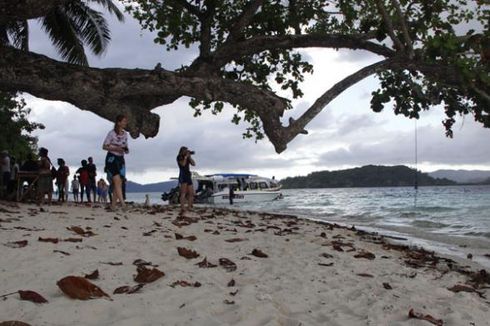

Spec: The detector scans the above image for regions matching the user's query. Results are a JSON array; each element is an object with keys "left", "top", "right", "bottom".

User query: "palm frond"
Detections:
[
  {"left": 8, "top": 20, "right": 29, "bottom": 50},
  {"left": 87, "top": 0, "right": 125, "bottom": 22},
  {"left": 65, "top": 1, "right": 111, "bottom": 56},
  {"left": 0, "top": 20, "right": 29, "bottom": 50},
  {"left": 40, "top": 7, "right": 88, "bottom": 66}
]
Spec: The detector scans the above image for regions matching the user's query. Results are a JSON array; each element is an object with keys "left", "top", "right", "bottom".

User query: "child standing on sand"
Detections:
[{"left": 71, "top": 175, "right": 80, "bottom": 202}]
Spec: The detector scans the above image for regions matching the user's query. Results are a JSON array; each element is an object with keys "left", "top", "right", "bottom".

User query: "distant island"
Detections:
[
  {"left": 280, "top": 165, "right": 456, "bottom": 189},
  {"left": 125, "top": 165, "right": 490, "bottom": 192}
]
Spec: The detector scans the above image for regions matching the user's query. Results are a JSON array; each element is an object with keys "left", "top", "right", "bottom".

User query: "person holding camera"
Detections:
[
  {"left": 103, "top": 114, "right": 129, "bottom": 210},
  {"left": 177, "top": 146, "right": 195, "bottom": 214}
]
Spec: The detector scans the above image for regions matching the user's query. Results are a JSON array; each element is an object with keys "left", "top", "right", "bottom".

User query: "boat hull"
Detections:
[{"left": 208, "top": 190, "right": 282, "bottom": 204}]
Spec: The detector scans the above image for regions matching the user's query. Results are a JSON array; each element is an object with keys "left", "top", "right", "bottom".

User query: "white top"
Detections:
[
  {"left": 71, "top": 179, "right": 80, "bottom": 191},
  {"left": 103, "top": 130, "right": 128, "bottom": 156}
]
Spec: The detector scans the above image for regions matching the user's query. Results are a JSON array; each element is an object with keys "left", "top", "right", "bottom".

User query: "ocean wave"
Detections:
[
  {"left": 410, "top": 220, "right": 450, "bottom": 229},
  {"left": 463, "top": 231, "right": 490, "bottom": 239}
]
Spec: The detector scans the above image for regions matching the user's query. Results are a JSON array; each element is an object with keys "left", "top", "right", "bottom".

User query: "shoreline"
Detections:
[{"left": 1, "top": 201, "right": 489, "bottom": 325}]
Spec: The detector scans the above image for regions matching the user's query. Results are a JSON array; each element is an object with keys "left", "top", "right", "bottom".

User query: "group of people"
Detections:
[{"left": 2, "top": 113, "right": 196, "bottom": 213}]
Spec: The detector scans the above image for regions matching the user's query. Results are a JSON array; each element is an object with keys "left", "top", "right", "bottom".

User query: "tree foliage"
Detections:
[
  {"left": 0, "top": 0, "right": 488, "bottom": 153},
  {"left": 0, "top": 92, "right": 44, "bottom": 161},
  {"left": 124, "top": 0, "right": 489, "bottom": 143}
]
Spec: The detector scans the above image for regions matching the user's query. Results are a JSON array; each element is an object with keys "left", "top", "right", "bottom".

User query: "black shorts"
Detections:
[
  {"left": 105, "top": 153, "right": 125, "bottom": 180},
  {"left": 179, "top": 174, "right": 193, "bottom": 185}
]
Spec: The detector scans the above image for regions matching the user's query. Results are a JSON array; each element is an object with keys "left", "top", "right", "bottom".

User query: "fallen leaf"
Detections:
[
  {"left": 175, "top": 233, "right": 197, "bottom": 241},
  {"left": 357, "top": 273, "right": 374, "bottom": 278},
  {"left": 84, "top": 270, "right": 99, "bottom": 280},
  {"left": 57, "top": 276, "right": 110, "bottom": 300},
  {"left": 133, "top": 259, "right": 153, "bottom": 267},
  {"left": 408, "top": 308, "right": 443, "bottom": 326},
  {"left": 225, "top": 238, "right": 249, "bottom": 243},
  {"left": 354, "top": 251, "right": 376, "bottom": 260},
  {"left": 63, "top": 238, "right": 83, "bottom": 242},
  {"left": 227, "top": 279, "right": 235, "bottom": 287},
  {"left": 170, "top": 280, "right": 201, "bottom": 288},
  {"left": 134, "top": 266, "right": 165, "bottom": 283},
  {"left": 383, "top": 282, "right": 392, "bottom": 290},
  {"left": 100, "top": 262, "right": 123, "bottom": 266},
  {"left": 5, "top": 240, "right": 28, "bottom": 248},
  {"left": 0, "top": 321, "right": 32, "bottom": 326},
  {"left": 113, "top": 284, "right": 144, "bottom": 294},
  {"left": 38, "top": 237, "right": 59, "bottom": 244},
  {"left": 318, "top": 263, "right": 334, "bottom": 267},
  {"left": 177, "top": 247, "right": 200, "bottom": 259},
  {"left": 53, "top": 250, "right": 70, "bottom": 256},
  {"left": 320, "top": 253, "right": 334, "bottom": 259},
  {"left": 18, "top": 290, "right": 48, "bottom": 304},
  {"left": 223, "top": 299, "right": 235, "bottom": 305},
  {"left": 195, "top": 257, "right": 217, "bottom": 268},
  {"left": 219, "top": 258, "right": 237, "bottom": 272},
  {"left": 251, "top": 249, "right": 268, "bottom": 258}
]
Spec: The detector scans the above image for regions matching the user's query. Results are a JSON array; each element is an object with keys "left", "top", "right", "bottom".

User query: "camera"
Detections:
[{"left": 188, "top": 150, "right": 195, "bottom": 155}]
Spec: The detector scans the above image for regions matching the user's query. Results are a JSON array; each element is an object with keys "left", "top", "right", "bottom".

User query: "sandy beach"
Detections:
[{"left": 0, "top": 200, "right": 489, "bottom": 326}]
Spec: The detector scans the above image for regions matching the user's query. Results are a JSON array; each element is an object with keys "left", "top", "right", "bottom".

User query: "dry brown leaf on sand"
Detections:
[
  {"left": 18, "top": 290, "right": 48, "bottom": 304},
  {"left": 353, "top": 251, "right": 376, "bottom": 260},
  {"left": 195, "top": 257, "right": 217, "bottom": 268},
  {"left": 57, "top": 276, "right": 110, "bottom": 300},
  {"left": 177, "top": 247, "right": 200, "bottom": 259},
  {"left": 38, "top": 237, "right": 59, "bottom": 244},
  {"left": 0, "top": 321, "right": 32, "bottom": 326},
  {"left": 408, "top": 308, "right": 443, "bottom": 326},
  {"left": 219, "top": 258, "right": 237, "bottom": 272},
  {"left": 134, "top": 266, "right": 165, "bottom": 283},
  {"left": 4, "top": 240, "right": 28, "bottom": 248},
  {"left": 84, "top": 270, "right": 99, "bottom": 280},
  {"left": 113, "top": 284, "right": 145, "bottom": 294},
  {"left": 251, "top": 249, "right": 268, "bottom": 258}
]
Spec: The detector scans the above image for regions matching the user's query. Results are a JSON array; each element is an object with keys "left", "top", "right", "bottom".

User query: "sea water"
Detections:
[{"left": 126, "top": 185, "right": 490, "bottom": 268}]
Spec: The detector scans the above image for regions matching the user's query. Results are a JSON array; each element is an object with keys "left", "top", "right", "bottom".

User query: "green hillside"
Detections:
[{"left": 281, "top": 165, "right": 456, "bottom": 189}]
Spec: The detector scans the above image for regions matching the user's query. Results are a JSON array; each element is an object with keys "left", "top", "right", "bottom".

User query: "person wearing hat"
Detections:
[{"left": 0, "top": 150, "right": 11, "bottom": 198}]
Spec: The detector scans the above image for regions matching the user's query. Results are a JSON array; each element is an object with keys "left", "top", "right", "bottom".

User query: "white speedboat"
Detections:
[
  {"left": 195, "top": 173, "right": 282, "bottom": 204},
  {"left": 161, "top": 173, "right": 282, "bottom": 204}
]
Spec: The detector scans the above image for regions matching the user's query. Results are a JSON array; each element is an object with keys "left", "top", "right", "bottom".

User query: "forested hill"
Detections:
[{"left": 280, "top": 165, "right": 456, "bottom": 189}]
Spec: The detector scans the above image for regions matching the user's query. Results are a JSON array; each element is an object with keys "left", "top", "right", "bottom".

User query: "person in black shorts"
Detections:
[
  {"left": 102, "top": 114, "right": 129, "bottom": 210},
  {"left": 177, "top": 146, "right": 195, "bottom": 214}
]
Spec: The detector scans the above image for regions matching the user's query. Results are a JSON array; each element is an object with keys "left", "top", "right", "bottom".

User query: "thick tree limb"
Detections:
[
  {"left": 0, "top": 45, "right": 288, "bottom": 146},
  {"left": 212, "top": 33, "right": 395, "bottom": 69},
  {"left": 0, "top": 0, "right": 69, "bottom": 23}
]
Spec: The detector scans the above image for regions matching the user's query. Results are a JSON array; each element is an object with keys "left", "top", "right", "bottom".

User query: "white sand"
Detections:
[{"left": 0, "top": 201, "right": 489, "bottom": 326}]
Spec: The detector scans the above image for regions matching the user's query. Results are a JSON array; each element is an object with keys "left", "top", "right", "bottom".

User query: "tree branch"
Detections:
[
  {"left": 283, "top": 58, "right": 400, "bottom": 146},
  {"left": 0, "top": 45, "right": 288, "bottom": 146},
  {"left": 391, "top": 0, "right": 415, "bottom": 58},
  {"left": 212, "top": 33, "right": 395, "bottom": 68},
  {"left": 225, "top": 0, "right": 264, "bottom": 42},
  {"left": 0, "top": 0, "right": 69, "bottom": 23},
  {"left": 374, "top": 0, "right": 405, "bottom": 51}
]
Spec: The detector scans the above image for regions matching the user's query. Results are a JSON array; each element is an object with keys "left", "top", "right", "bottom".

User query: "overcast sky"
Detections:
[{"left": 23, "top": 5, "right": 490, "bottom": 184}]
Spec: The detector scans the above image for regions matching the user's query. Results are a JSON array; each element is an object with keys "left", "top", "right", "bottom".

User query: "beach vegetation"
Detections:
[
  {"left": 0, "top": 91, "right": 44, "bottom": 161},
  {"left": 0, "top": 0, "right": 488, "bottom": 152}
]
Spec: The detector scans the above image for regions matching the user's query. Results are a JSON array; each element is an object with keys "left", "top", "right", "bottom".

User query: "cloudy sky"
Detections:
[{"left": 23, "top": 4, "right": 490, "bottom": 184}]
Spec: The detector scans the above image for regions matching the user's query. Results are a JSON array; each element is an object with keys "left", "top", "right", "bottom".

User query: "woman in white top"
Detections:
[{"left": 102, "top": 114, "right": 129, "bottom": 209}]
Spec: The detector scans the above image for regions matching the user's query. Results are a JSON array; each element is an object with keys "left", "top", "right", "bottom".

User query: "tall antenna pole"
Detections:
[{"left": 414, "top": 119, "right": 418, "bottom": 190}]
